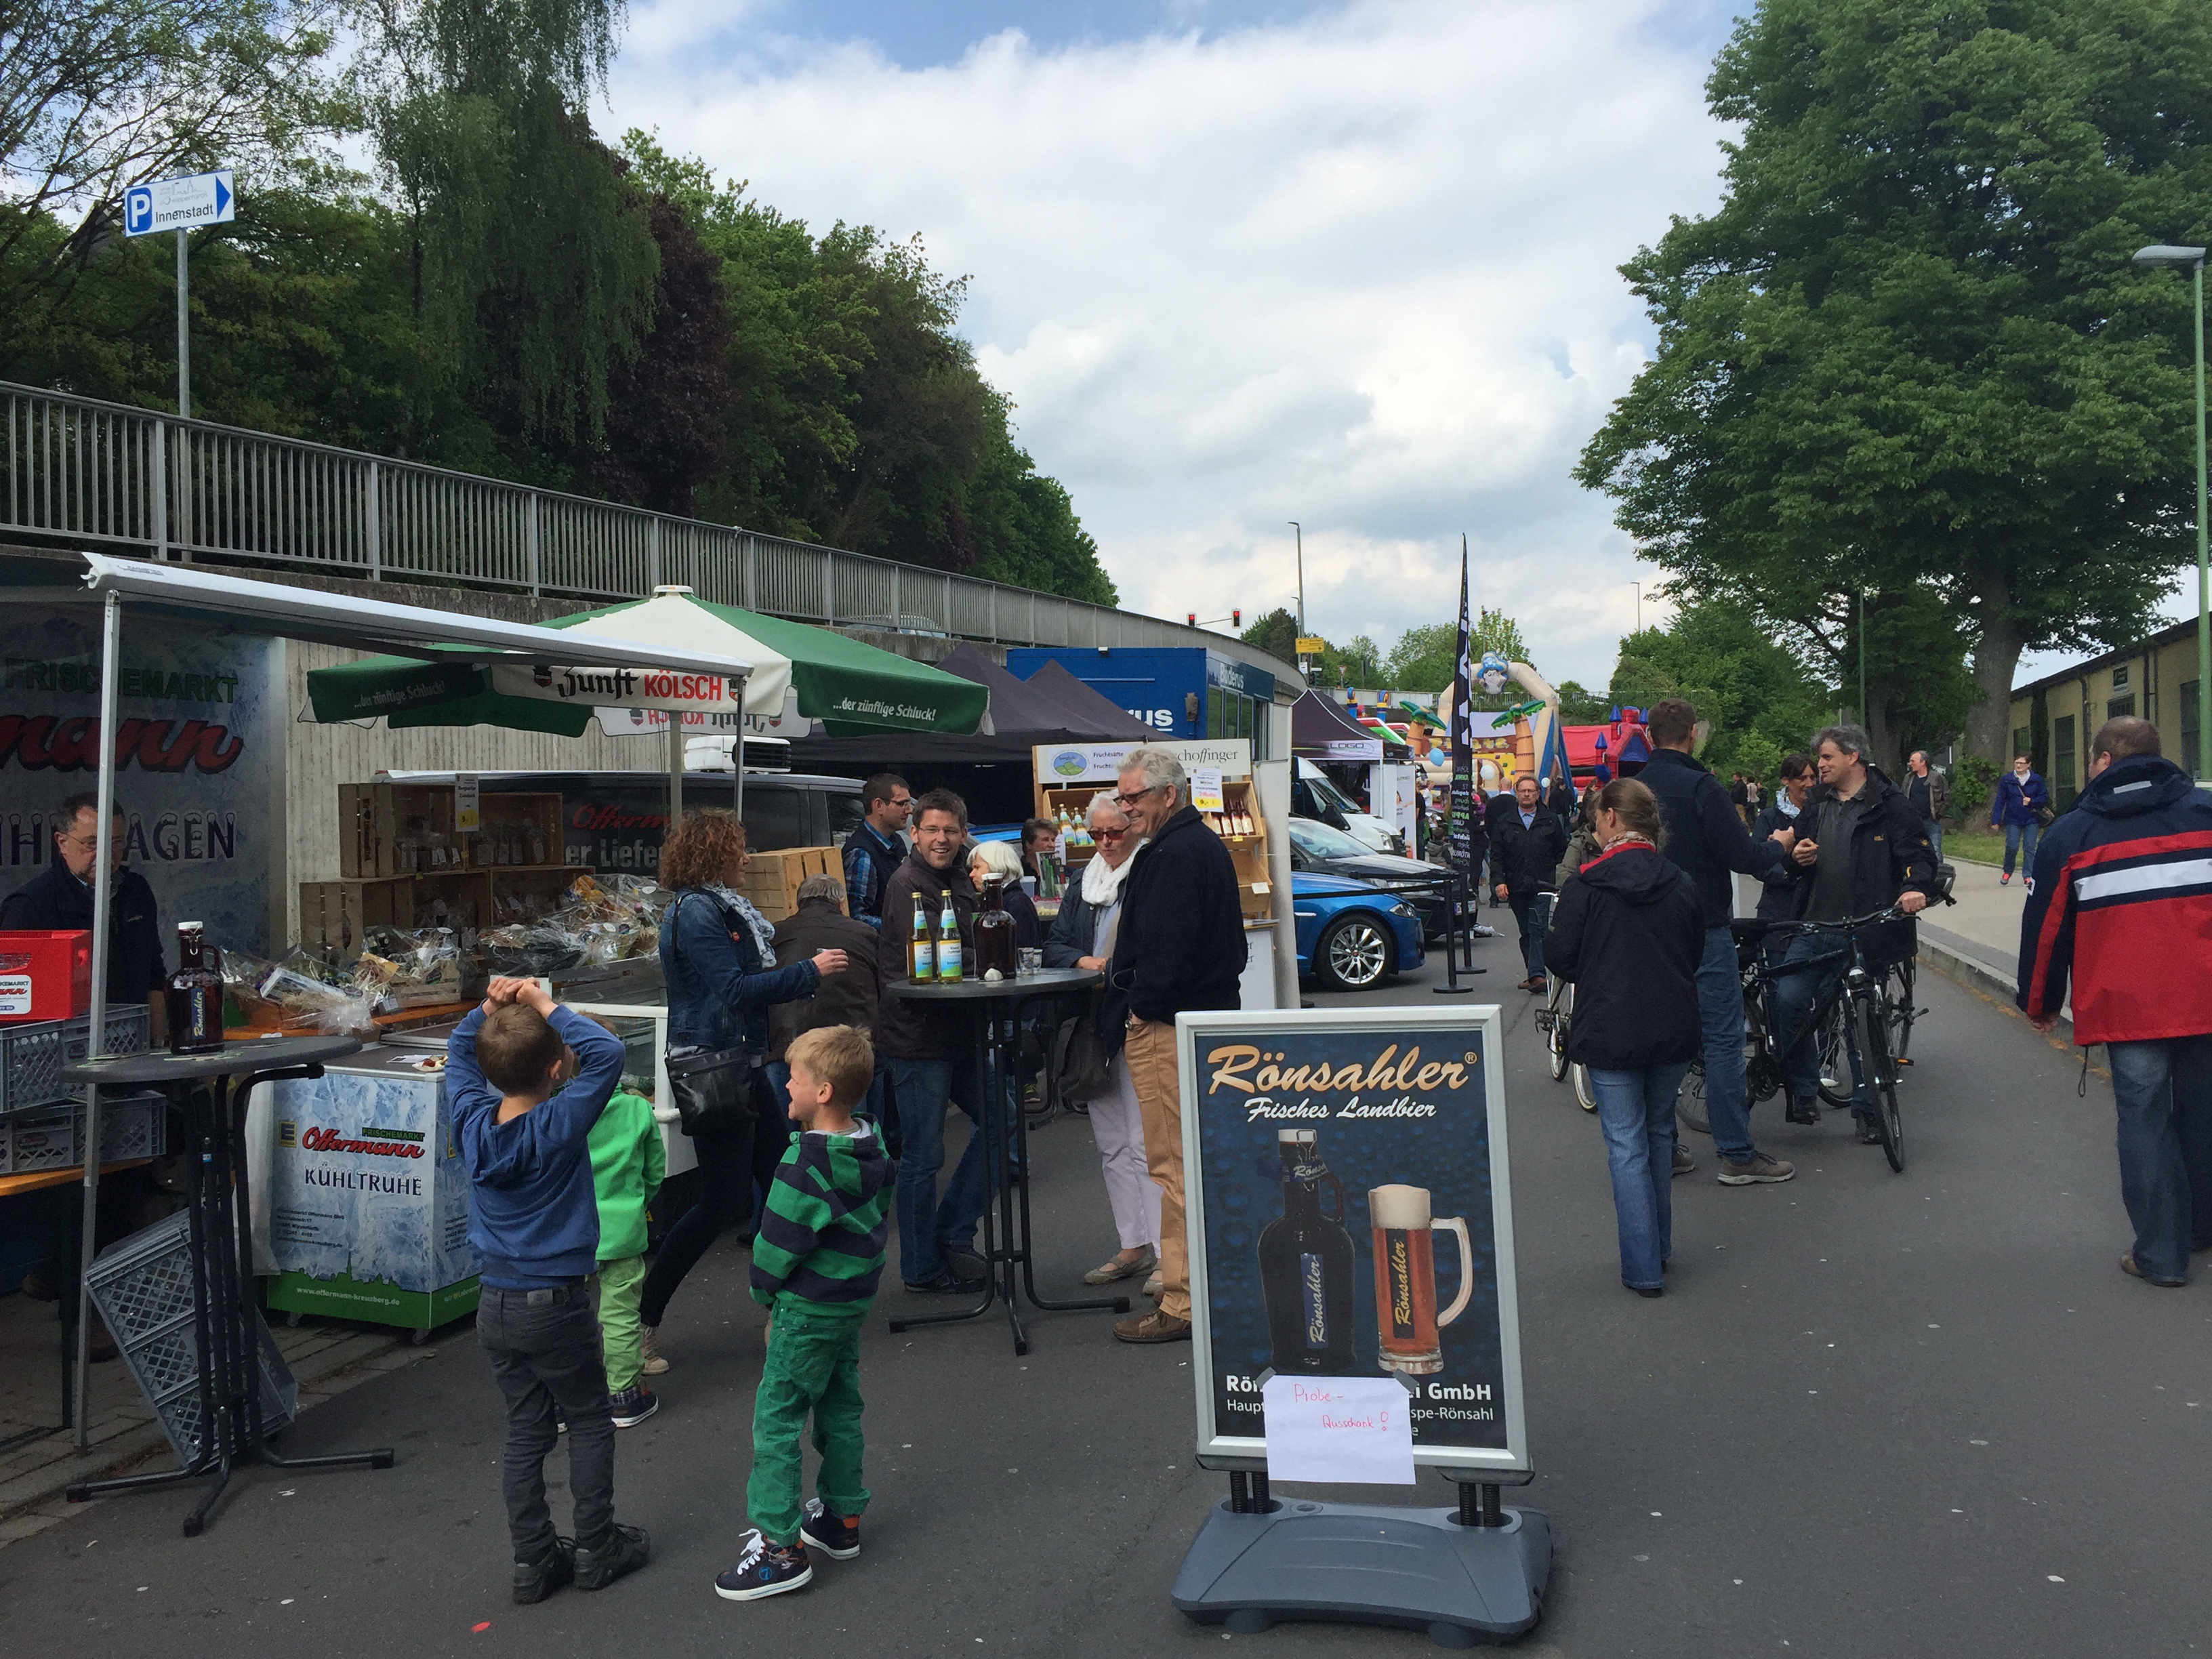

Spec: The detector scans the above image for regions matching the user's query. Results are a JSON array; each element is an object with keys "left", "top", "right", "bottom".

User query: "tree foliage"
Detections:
[
  {"left": 1384, "top": 609, "right": 1530, "bottom": 695},
  {"left": 0, "top": 14, "right": 1115, "bottom": 607},
  {"left": 1608, "top": 596, "right": 1834, "bottom": 778},
  {"left": 1576, "top": 0, "right": 2212, "bottom": 761}
]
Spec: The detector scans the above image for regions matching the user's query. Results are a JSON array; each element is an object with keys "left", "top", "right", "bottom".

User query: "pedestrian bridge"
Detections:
[{"left": 0, "top": 380, "right": 1290, "bottom": 678}]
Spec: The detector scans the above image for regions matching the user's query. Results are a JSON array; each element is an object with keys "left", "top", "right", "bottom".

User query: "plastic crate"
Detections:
[
  {"left": 86, "top": 1210, "right": 298, "bottom": 1466},
  {"left": 0, "top": 1092, "right": 167, "bottom": 1173},
  {"left": 0, "top": 1006, "right": 151, "bottom": 1118}
]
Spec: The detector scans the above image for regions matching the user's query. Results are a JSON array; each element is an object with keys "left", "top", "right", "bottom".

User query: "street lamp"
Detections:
[
  {"left": 2134, "top": 243, "right": 2209, "bottom": 782},
  {"left": 1288, "top": 520, "right": 1306, "bottom": 676}
]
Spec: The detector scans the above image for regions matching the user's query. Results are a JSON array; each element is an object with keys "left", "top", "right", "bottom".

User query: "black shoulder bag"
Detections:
[{"left": 663, "top": 891, "right": 758, "bottom": 1137}]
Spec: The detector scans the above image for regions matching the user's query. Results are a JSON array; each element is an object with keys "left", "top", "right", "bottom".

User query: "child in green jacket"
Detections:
[
  {"left": 714, "top": 1025, "right": 892, "bottom": 1603},
  {"left": 583, "top": 1027, "right": 664, "bottom": 1429}
]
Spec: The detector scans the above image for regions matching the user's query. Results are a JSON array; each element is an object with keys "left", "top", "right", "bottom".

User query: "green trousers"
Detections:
[
  {"left": 594, "top": 1254, "right": 647, "bottom": 1393},
  {"left": 747, "top": 1300, "right": 869, "bottom": 1544}
]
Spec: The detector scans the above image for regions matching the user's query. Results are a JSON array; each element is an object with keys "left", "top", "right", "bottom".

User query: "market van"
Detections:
[{"left": 380, "top": 769, "right": 865, "bottom": 877}]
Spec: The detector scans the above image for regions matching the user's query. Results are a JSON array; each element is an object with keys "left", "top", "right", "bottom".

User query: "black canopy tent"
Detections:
[
  {"left": 783, "top": 643, "right": 1151, "bottom": 823},
  {"left": 1290, "top": 689, "right": 1386, "bottom": 761}
]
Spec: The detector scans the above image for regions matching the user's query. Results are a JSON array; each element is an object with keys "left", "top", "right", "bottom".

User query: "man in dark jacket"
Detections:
[
  {"left": 768, "top": 875, "right": 886, "bottom": 1146},
  {"left": 1490, "top": 774, "right": 1568, "bottom": 989},
  {"left": 1904, "top": 751, "right": 1950, "bottom": 859},
  {"left": 2018, "top": 718, "right": 2212, "bottom": 1286},
  {"left": 1, "top": 792, "right": 167, "bottom": 1038},
  {"left": 1771, "top": 725, "right": 1935, "bottom": 1139},
  {"left": 840, "top": 773, "right": 912, "bottom": 928},
  {"left": 874, "top": 790, "right": 987, "bottom": 1295},
  {"left": 1105, "top": 746, "right": 1244, "bottom": 1345},
  {"left": 1639, "top": 699, "right": 1795, "bottom": 1185}
]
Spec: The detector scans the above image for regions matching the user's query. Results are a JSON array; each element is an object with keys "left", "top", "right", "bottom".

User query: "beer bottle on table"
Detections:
[
  {"left": 974, "top": 874, "right": 1016, "bottom": 979},
  {"left": 1256, "top": 1128, "right": 1355, "bottom": 1372},
  {"left": 909, "top": 893, "right": 936, "bottom": 983},
  {"left": 167, "top": 922, "right": 224, "bottom": 1056},
  {"left": 935, "top": 889, "right": 963, "bottom": 984}
]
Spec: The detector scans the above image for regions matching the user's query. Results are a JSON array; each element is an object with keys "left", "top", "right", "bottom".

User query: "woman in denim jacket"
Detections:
[{"left": 640, "top": 811, "right": 846, "bottom": 1369}]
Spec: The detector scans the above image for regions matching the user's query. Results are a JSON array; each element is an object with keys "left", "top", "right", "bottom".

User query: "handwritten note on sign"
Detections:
[{"left": 1261, "top": 1376, "right": 1416, "bottom": 1485}]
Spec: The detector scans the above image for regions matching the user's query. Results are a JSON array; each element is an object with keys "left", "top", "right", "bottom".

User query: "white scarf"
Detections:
[
  {"left": 701, "top": 883, "right": 779, "bottom": 964},
  {"left": 1082, "top": 842, "right": 1141, "bottom": 907}
]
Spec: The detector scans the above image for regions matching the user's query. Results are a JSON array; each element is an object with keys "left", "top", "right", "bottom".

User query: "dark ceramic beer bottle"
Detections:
[{"left": 1257, "top": 1127, "right": 1355, "bottom": 1373}]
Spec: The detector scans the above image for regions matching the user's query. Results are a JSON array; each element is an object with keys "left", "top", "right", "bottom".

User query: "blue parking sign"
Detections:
[{"left": 125, "top": 186, "right": 155, "bottom": 236}]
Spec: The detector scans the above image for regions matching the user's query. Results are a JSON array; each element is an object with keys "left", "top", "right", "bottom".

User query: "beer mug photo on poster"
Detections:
[{"left": 1370, "top": 1184, "right": 1474, "bottom": 1376}]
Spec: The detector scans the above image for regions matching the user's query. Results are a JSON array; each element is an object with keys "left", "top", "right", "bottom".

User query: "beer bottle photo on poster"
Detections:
[{"left": 1176, "top": 1006, "right": 1528, "bottom": 1473}]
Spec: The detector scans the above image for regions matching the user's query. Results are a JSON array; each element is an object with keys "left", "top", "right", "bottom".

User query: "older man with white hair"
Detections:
[{"left": 1103, "top": 745, "right": 1247, "bottom": 1344}]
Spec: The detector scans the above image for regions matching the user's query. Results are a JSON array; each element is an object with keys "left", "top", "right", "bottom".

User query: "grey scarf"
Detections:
[{"left": 701, "top": 883, "right": 779, "bottom": 964}]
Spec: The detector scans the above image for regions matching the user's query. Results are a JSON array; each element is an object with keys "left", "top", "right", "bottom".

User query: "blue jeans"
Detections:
[
  {"left": 1923, "top": 818, "right": 1943, "bottom": 859},
  {"left": 1770, "top": 934, "right": 1868, "bottom": 1117},
  {"left": 889, "top": 1054, "right": 989, "bottom": 1285},
  {"left": 1696, "top": 926, "right": 1757, "bottom": 1162},
  {"left": 2106, "top": 1036, "right": 2212, "bottom": 1283},
  {"left": 1588, "top": 1063, "right": 1688, "bottom": 1290},
  {"left": 1509, "top": 891, "right": 1546, "bottom": 979},
  {"left": 2001, "top": 819, "right": 2039, "bottom": 875}
]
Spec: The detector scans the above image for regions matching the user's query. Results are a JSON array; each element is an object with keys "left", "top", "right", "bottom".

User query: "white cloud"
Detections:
[{"left": 605, "top": 0, "right": 1727, "bottom": 686}]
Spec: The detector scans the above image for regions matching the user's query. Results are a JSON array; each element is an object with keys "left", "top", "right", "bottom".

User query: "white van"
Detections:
[{"left": 1292, "top": 758, "right": 1404, "bottom": 854}]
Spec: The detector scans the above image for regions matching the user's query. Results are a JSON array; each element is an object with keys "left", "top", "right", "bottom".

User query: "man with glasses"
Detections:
[
  {"left": 2, "top": 792, "right": 167, "bottom": 1040},
  {"left": 841, "top": 773, "right": 914, "bottom": 928},
  {"left": 1102, "top": 747, "right": 1246, "bottom": 1345}
]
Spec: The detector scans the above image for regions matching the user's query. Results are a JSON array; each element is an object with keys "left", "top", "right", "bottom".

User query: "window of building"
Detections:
[
  {"left": 2107, "top": 694, "right": 2136, "bottom": 719},
  {"left": 2112, "top": 663, "right": 2131, "bottom": 691},
  {"left": 2184, "top": 681, "right": 2202, "bottom": 779},
  {"left": 2052, "top": 714, "right": 2076, "bottom": 804},
  {"left": 1205, "top": 685, "right": 1225, "bottom": 739},
  {"left": 2011, "top": 724, "right": 2032, "bottom": 759}
]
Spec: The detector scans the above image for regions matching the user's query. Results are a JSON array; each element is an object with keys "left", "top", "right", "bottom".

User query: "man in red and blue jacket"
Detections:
[{"left": 2016, "top": 717, "right": 2212, "bottom": 1288}]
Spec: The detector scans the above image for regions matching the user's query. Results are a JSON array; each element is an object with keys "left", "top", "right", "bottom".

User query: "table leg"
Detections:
[
  {"left": 1011, "top": 998, "right": 1128, "bottom": 1318},
  {"left": 985, "top": 1004, "right": 1028, "bottom": 1355}
]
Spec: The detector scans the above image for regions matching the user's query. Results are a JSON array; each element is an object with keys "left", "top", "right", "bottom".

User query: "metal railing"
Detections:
[{"left": 0, "top": 380, "right": 1293, "bottom": 674}]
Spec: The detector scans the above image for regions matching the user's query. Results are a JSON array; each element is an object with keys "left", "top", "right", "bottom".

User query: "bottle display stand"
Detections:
[{"left": 1172, "top": 1471, "right": 1550, "bottom": 1647}]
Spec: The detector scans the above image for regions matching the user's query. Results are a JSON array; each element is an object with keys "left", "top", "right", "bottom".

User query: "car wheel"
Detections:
[{"left": 1315, "top": 913, "right": 1394, "bottom": 992}]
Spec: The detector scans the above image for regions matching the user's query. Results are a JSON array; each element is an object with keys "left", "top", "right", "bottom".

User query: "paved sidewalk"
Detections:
[
  {"left": 1921, "top": 853, "right": 2032, "bottom": 989},
  {"left": 0, "top": 1303, "right": 430, "bottom": 1548}
]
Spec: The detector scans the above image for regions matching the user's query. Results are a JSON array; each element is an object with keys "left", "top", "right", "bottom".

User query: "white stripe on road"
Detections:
[{"left": 2074, "top": 857, "right": 2212, "bottom": 903}]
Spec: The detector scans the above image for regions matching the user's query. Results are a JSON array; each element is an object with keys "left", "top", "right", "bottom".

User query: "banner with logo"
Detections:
[
  {"left": 1448, "top": 541, "right": 1475, "bottom": 880},
  {"left": 1032, "top": 739, "right": 1254, "bottom": 787},
  {"left": 1, "top": 605, "right": 279, "bottom": 952},
  {"left": 1177, "top": 1006, "right": 1527, "bottom": 1473},
  {"left": 488, "top": 661, "right": 743, "bottom": 712}
]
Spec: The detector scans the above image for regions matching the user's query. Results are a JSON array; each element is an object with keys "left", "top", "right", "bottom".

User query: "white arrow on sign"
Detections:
[{"left": 122, "top": 169, "right": 236, "bottom": 237}]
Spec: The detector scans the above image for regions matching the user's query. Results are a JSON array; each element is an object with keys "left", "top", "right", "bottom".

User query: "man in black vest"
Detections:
[{"left": 840, "top": 772, "right": 912, "bottom": 928}]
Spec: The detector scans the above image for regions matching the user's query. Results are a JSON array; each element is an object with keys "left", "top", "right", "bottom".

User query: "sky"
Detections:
[{"left": 594, "top": 0, "right": 2179, "bottom": 692}]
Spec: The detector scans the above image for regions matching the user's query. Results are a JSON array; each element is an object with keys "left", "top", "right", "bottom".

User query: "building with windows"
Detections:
[{"left": 2007, "top": 617, "right": 2205, "bottom": 808}]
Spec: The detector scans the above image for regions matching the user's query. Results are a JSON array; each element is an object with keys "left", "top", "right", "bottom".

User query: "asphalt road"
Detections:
[{"left": 4, "top": 928, "right": 2208, "bottom": 1658}]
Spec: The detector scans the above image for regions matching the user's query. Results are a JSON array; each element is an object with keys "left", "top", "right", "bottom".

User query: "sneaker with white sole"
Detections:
[
  {"left": 798, "top": 1498, "right": 860, "bottom": 1559},
  {"left": 610, "top": 1384, "right": 658, "bottom": 1428},
  {"left": 639, "top": 1326, "right": 669, "bottom": 1376},
  {"left": 1717, "top": 1151, "right": 1795, "bottom": 1185},
  {"left": 715, "top": 1530, "right": 813, "bottom": 1601}
]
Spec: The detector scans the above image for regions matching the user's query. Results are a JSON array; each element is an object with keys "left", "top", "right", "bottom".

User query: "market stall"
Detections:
[{"left": 1, "top": 552, "right": 766, "bottom": 1442}]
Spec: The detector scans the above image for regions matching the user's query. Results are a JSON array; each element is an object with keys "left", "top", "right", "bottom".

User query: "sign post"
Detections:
[
  {"left": 1169, "top": 1005, "right": 1550, "bottom": 1643},
  {"left": 122, "top": 169, "right": 237, "bottom": 419}
]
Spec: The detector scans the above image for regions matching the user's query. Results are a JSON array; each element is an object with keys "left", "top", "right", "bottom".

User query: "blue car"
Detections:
[{"left": 1292, "top": 869, "right": 1425, "bottom": 992}]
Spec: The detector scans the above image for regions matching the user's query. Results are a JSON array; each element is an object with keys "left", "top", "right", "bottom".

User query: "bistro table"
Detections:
[
  {"left": 888, "top": 967, "right": 1128, "bottom": 1355},
  {"left": 62, "top": 1036, "right": 395, "bottom": 1534}
]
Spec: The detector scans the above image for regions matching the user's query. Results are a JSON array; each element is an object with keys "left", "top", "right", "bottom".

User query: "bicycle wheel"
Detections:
[
  {"left": 1816, "top": 998, "right": 1855, "bottom": 1108},
  {"left": 1572, "top": 1062, "right": 1595, "bottom": 1111},
  {"left": 1858, "top": 994, "right": 1904, "bottom": 1173},
  {"left": 1887, "top": 959, "right": 1917, "bottom": 1063},
  {"left": 1544, "top": 977, "right": 1572, "bottom": 1082}
]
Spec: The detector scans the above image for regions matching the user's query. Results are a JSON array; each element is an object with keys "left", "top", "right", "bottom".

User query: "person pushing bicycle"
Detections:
[{"left": 1771, "top": 725, "right": 1936, "bottom": 1141}]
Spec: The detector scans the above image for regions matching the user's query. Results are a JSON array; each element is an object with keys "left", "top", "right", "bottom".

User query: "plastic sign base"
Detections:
[{"left": 1172, "top": 1497, "right": 1550, "bottom": 1647}]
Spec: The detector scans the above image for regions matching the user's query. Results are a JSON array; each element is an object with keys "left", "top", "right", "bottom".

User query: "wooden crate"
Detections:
[
  {"left": 298, "top": 872, "right": 493, "bottom": 955},
  {"left": 737, "top": 846, "right": 840, "bottom": 922},
  {"left": 340, "top": 783, "right": 569, "bottom": 877}
]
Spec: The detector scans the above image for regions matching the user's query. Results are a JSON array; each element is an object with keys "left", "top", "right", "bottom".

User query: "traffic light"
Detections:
[
  {"left": 1187, "top": 612, "right": 1197, "bottom": 626},
  {"left": 1232, "top": 609, "right": 1242, "bottom": 627}
]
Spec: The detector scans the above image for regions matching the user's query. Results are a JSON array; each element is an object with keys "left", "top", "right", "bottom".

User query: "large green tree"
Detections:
[
  {"left": 1577, "top": 0, "right": 2212, "bottom": 761},
  {"left": 1384, "top": 609, "right": 1531, "bottom": 695},
  {"left": 1609, "top": 596, "right": 1834, "bottom": 778}
]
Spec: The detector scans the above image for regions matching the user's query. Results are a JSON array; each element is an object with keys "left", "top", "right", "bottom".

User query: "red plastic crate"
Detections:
[{"left": 0, "top": 930, "right": 92, "bottom": 1023}]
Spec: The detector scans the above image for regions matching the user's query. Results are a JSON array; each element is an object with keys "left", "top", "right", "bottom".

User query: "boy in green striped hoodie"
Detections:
[{"left": 715, "top": 1025, "right": 893, "bottom": 1603}]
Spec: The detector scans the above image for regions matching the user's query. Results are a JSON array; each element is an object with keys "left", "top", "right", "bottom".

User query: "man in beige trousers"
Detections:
[{"left": 1103, "top": 747, "right": 1248, "bottom": 1343}]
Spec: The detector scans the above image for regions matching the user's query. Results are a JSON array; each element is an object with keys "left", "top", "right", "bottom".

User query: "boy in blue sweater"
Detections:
[{"left": 449, "top": 977, "right": 651, "bottom": 1604}]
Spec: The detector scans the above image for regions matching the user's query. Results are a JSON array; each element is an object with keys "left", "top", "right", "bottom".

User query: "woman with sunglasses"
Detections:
[{"left": 1042, "top": 791, "right": 1162, "bottom": 1292}]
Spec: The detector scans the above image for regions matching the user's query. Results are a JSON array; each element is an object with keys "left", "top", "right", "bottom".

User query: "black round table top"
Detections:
[
  {"left": 64, "top": 1033, "right": 364, "bottom": 1085},
  {"left": 892, "top": 966, "right": 1101, "bottom": 1002}
]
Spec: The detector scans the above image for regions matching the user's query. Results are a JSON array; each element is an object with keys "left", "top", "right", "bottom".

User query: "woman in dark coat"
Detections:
[
  {"left": 1544, "top": 778, "right": 1705, "bottom": 1297},
  {"left": 644, "top": 810, "right": 846, "bottom": 1365}
]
